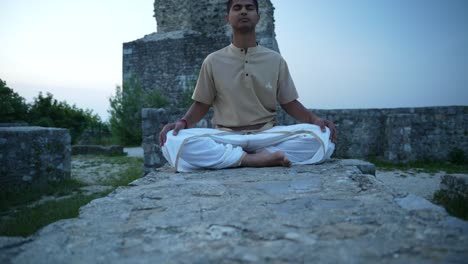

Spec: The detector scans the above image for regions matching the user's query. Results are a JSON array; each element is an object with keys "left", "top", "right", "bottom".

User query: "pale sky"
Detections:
[{"left": 1, "top": 0, "right": 467, "bottom": 121}]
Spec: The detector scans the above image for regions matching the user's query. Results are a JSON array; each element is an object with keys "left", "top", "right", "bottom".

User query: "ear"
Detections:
[{"left": 225, "top": 14, "right": 230, "bottom": 24}]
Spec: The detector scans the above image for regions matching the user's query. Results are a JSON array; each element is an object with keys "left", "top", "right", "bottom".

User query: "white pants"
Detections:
[{"left": 162, "top": 124, "right": 335, "bottom": 172}]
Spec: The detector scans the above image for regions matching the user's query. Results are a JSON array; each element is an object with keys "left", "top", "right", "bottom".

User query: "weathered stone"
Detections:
[
  {"left": 0, "top": 127, "right": 71, "bottom": 190},
  {"left": 1, "top": 160, "right": 466, "bottom": 263},
  {"left": 338, "top": 159, "right": 376, "bottom": 175},
  {"left": 72, "top": 145, "right": 124, "bottom": 156},
  {"left": 395, "top": 194, "right": 446, "bottom": 212}
]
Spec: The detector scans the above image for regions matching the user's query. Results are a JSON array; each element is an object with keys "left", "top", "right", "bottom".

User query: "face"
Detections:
[{"left": 226, "top": 0, "right": 260, "bottom": 33}]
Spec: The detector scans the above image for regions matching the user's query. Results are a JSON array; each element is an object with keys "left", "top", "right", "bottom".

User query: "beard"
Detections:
[{"left": 233, "top": 22, "right": 256, "bottom": 34}]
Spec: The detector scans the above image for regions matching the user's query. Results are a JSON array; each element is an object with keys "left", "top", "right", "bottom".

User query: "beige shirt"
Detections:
[{"left": 192, "top": 43, "right": 298, "bottom": 129}]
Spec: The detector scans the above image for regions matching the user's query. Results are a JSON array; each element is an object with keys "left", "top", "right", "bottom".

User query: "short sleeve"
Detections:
[
  {"left": 192, "top": 58, "right": 216, "bottom": 105},
  {"left": 277, "top": 57, "right": 299, "bottom": 104}
]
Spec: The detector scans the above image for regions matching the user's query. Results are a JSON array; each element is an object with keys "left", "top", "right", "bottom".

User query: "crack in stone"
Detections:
[
  {"left": 192, "top": 193, "right": 223, "bottom": 198},
  {"left": 0, "top": 238, "right": 33, "bottom": 250},
  {"left": 349, "top": 174, "right": 374, "bottom": 192},
  {"left": 131, "top": 206, "right": 167, "bottom": 212}
]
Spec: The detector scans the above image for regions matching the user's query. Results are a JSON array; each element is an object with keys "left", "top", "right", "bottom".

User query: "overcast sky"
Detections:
[{"left": 1, "top": 0, "right": 467, "bottom": 120}]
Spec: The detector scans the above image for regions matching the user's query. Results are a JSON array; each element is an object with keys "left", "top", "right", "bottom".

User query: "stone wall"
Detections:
[
  {"left": 153, "top": 0, "right": 276, "bottom": 37},
  {"left": 305, "top": 106, "right": 467, "bottom": 162},
  {"left": 0, "top": 127, "right": 71, "bottom": 190},
  {"left": 142, "top": 106, "right": 467, "bottom": 173},
  {"left": 123, "top": 0, "right": 278, "bottom": 106}
]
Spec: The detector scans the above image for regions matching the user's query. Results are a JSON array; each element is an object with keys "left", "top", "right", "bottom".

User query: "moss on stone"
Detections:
[{"left": 432, "top": 190, "right": 468, "bottom": 221}]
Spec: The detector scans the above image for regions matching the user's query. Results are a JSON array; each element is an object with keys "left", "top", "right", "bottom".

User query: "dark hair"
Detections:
[{"left": 227, "top": 0, "right": 259, "bottom": 14}]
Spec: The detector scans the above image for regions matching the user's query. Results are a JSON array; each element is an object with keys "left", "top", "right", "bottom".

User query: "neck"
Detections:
[{"left": 232, "top": 31, "right": 257, "bottom": 49}]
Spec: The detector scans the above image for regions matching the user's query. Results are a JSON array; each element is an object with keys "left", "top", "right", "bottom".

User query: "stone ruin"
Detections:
[
  {"left": 0, "top": 126, "right": 71, "bottom": 190},
  {"left": 2, "top": 160, "right": 467, "bottom": 263},
  {"left": 123, "top": 0, "right": 278, "bottom": 106},
  {"left": 142, "top": 106, "right": 468, "bottom": 174}
]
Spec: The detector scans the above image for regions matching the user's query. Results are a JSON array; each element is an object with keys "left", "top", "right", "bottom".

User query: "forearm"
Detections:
[
  {"left": 280, "top": 100, "right": 321, "bottom": 124},
  {"left": 181, "top": 101, "right": 211, "bottom": 127}
]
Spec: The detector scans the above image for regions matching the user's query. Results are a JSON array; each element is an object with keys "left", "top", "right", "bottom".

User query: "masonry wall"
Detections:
[
  {"left": 123, "top": 32, "right": 230, "bottom": 106},
  {"left": 0, "top": 127, "right": 71, "bottom": 190},
  {"left": 142, "top": 106, "right": 467, "bottom": 173},
  {"left": 123, "top": 0, "right": 279, "bottom": 107}
]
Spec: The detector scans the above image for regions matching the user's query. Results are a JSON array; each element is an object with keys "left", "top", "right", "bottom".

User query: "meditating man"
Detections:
[{"left": 159, "top": 0, "right": 337, "bottom": 172}]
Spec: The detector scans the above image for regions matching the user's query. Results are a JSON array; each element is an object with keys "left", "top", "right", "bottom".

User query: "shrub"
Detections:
[
  {"left": 108, "top": 77, "right": 168, "bottom": 146},
  {"left": 28, "top": 92, "right": 102, "bottom": 144},
  {"left": 0, "top": 78, "right": 29, "bottom": 123}
]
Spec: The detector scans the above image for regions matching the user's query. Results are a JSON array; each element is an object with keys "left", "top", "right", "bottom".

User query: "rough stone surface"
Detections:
[
  {"left": 283, "top": 106, "right": 468, "bottom": 162},
  {"left": 72, "top": 145, "right": 124, "bottom": 156},
  {"left": 142, "top": 106, "right": 468, "bottom": 173},
  {"left": 0, "top": 127, "right": 71, "bottom": 190},
  {"left": 153, "top": 0, "right": 275, "bottom": 37},
  {"left": 123, "top": 0, "right": 279, "bottom": 106},
  {"left": 1, "top": 160, "right": 467, "bottom": 263},
  {"left": 376, "top": 170, "right": 443, "bottom": 200}
]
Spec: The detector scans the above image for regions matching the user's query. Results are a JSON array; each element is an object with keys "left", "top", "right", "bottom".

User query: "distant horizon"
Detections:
[{"left": 1, "top": 0, "right": 467, "bottom": 121}]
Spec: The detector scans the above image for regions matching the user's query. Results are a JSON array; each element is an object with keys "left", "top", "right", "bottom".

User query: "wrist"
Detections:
[
  {"left": 309, "top": 114, "right": 320, "bottom": 124},
  {"left": 177, "top": 118, "right": 188, "bottom": 129}
]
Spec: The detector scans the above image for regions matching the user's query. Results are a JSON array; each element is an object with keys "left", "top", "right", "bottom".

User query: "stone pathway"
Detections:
[
  {"left": 124, "top": 147, "right": 144, "bottom": 158},
  {"left": 1, "top": 159, "right": 467, "bottom": 263}
]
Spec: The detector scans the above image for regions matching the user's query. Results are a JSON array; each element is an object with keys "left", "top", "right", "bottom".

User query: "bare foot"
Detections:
[{"left": 240, "top": 149, "right": 291, "bottom": 168}]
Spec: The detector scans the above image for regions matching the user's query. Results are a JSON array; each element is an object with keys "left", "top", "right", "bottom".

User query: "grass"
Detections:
[
  {"left": 97, "top": 157, "right": 144, "bottom": 187},
  {"left": 0, "top": 156, "right": 143, "bottom": 237},
  {"left": 0, "top": 194, "right": 104, "bottom": 237},
  {"left": 0, "top": 178, "right": 87, "bottom": 212},
  {"left": 367, "top": 158, "right": 468, "bottom": 174}
]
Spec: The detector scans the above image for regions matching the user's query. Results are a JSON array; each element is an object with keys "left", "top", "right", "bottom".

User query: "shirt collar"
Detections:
[{"left": 229, "top": 42, "right": 260, "bottom": 54}]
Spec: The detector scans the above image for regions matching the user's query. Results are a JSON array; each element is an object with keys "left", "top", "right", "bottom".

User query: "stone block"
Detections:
[{"left": 0, "top": 126, "right": 71, "bottom": 190}]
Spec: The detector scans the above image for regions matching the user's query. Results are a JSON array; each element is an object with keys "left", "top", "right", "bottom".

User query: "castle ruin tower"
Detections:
[{"left": 123, "top": 0, "right": 279, "bottom": 106}]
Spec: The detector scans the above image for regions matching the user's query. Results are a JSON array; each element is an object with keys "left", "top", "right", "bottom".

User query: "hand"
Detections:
[
  {"left": 159, "top": 120, "right": 186, "bottom": 146},
  {"left": 313, "top": 118, "right": 337, "bottom": 144}
]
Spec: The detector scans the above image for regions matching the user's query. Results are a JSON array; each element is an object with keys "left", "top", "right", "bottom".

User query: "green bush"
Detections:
[
  {"left": 0, "top": 78, "right": 29, "bottom": 123},
  {"left": 0, "top": 78, "right": 103, "bottom": 144},
  {"left": 108, "top": 77, "right": 168, "bottom": 146},
  {"left": 28, "top": 92, "right": 103, "bottom": 144}
]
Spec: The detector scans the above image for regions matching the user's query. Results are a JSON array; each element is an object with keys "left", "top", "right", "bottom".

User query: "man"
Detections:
[{"left": 159, "top": 0, "right": 336, "bottom": 172}]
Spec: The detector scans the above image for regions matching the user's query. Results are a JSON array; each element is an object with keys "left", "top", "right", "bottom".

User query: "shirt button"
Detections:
[
  {"left": 245, "top": 61, "right": 248, "bottom": 63},
  {"left": 246, "top": 73, "right": 249, "bottom": 76},
  {"left": 241, "top": 49, "right": 244, "bottom": 52}
]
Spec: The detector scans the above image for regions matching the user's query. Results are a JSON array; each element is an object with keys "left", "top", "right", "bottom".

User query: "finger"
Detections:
[
  {"left": 172, "top": 122, "right": 184, "bottom": 136},
  {"left": 331, "top": 131, "right": 337, "bottom": 144},
  {"left": 325, "top": 121, "right": 336, "bottom": 143},
  {"left": 159, "top": 129, "right": 167, "bottom": 146},
  {"left": 320, "top": 120, "right": 326, "bottom": 132}
]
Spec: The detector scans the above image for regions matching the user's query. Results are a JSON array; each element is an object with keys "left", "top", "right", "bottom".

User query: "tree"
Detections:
[
  {"left": 108, "top": 77, "right": 168, "bottom": 146},
  {"left": 0, "top": 78, "right": 29, "bottom": 123},
  {"left": 28, "top": 92, "right": 102, "bottom": 144}
]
